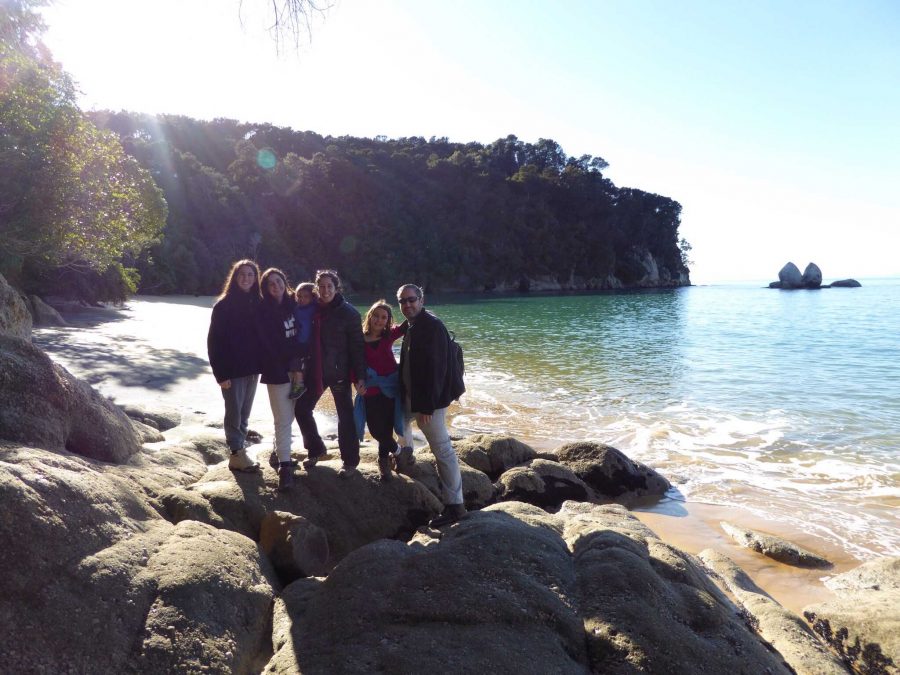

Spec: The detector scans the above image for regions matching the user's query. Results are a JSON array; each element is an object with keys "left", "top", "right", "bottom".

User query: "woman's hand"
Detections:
[
  {"left": 219, "top": 379, "right": 232, "bottom": 390},
  {"left": 416, "top": 413, "right": 432, "bottom": 426},
  {"left": 355, "top": 380, "right": 367, "bottom": 395}
]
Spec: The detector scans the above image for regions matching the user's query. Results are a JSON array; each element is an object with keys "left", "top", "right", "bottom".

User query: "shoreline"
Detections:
[
  {"left": 34, "top": 298, "right": 862, "bottom": 617},
  {"left": 468, "top": 428, "right": 852, "bottom": 615}
]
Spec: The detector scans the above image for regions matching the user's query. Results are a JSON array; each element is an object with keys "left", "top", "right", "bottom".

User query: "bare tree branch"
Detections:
[{"left": 239, "top": 0, "right": 333, "bottom": 54}]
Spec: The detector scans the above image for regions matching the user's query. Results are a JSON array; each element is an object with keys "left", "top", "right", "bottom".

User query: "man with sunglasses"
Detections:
[{"left": 396, "top": 284, "right": 466, "bottom": 527}]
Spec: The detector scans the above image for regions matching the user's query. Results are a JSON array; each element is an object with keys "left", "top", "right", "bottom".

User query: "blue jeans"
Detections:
[{"left": 221, "top": 374, "right": 258, "bottom": 451}]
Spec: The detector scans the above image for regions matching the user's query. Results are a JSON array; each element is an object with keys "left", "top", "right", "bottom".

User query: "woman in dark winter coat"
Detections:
[
  {"left": 207, "top": 259, "right": 262, "bottom": 473},
  {"left": 296, "top": 269, "right": 367, "bottom": 478},
  {"left": 257, "top": 267, "right": 303, "bottom": 490}
]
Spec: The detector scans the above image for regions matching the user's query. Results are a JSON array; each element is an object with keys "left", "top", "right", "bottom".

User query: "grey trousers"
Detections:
[
  {"left": 221, "top": 374, "right": 258, "bottom": 451},
  {"left": 405, "top": 401, "right": 463, "bottom": 505}
]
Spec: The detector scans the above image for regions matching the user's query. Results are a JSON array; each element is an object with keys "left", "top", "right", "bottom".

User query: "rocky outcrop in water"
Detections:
[
  {"left": 720, "top": 521, "right": 832, "bottom": 569},
  {"left": 769, "top": 262, "right": 860, "bottom": 289}
]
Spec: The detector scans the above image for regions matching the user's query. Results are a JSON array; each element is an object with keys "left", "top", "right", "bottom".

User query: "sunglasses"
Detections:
[{"left": 398, "top": 296, "right": 420, "bottom": 305}]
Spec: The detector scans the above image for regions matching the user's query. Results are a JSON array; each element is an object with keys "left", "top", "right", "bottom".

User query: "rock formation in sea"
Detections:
[
  {"left": 4, "top": 271, "right": 895, "bottom": 673},
  {"left": 769, "top": 262, "right": 860, "bottom": 289}
]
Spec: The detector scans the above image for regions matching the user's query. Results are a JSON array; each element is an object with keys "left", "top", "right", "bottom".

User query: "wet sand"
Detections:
[{"left": 34, "top": 298, "right": 855, "bottom": 617}]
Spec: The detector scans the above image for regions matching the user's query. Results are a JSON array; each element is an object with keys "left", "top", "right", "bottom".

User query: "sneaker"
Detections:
[
  {"left": 245, "top": 429, "right": 263, "bottom": 444},
  {"left": 288, "top": 383, "right": 306, "bottom": 400},
  {"left": 228, "top": 448, "right": 259, "bottom": 472},
  {"left": 428, "top": 503, "right": 467, "bottom": 528},
  {"left": 394, "top": 446, "right": 415, "bottom": 474},
  {"left": 303, "top": 451, "right": 327, "bottom": 469},
  {"left": 378, "top": 455, "right": 393, "bottom": 482},
  {"left": 338, "top": 464, "right": 360, "bottom": 479},
  {"left": 278, "top": 464, "right": 295, "bottom": 491}
]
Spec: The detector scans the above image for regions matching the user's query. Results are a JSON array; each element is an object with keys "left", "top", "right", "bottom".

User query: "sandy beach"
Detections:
[{"left": 33, "top": 296, "right": 861, "bottom": 616}]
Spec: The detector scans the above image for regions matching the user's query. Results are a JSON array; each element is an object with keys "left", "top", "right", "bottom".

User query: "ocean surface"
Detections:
[
  {"left": 431, "top": 279, "right": 900, "bottom": 559},
  {"left": 34, "top": 279, "right": 899, "bottom": 561}
]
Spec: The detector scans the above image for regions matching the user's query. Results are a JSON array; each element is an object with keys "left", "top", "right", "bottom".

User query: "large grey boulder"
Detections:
[
  {"left": 261, "top": 501, "right": 790, "bottom": 674},
  {"left": 779, "top": 262, "right": 804, "bottom": 289},
  {"left": 161, "top": 457, "right": 443, "bottom": 564},
  {"left": 804, "top": 557, "right": 899, "bottom": 674},
  {"left": 0, "top": 273, "right": 31, "bottom": 339},
  {"left": 0, "top": 335, "right": 141, "bottom": 462},
  {"left": 400, "top": 446, "right": 496, "bottom": 509},
  {"left": 495, "top": 458, "right": 592, "bottom": 508},
  {"left": 700, "top": 549, "right": 848, "bottom": 675},
  {"left": 0, "top": 444, "right": 278, "bottom": 673},
  {"left": 801, "top": 262, "right": 823, "bottom": 288},
  {"left": 24, "top": 294, "right": 67, "bottom": 327},
  {"left": 454, "top": 433, "right": 537, "bottom": 480},
  {"left": 555, "top": 441, "right": 670, "bottom": 503},
  {"left": 831, "top": 278, "right": 862, "bottom": 288},
  {"left": 721, "top": 521, "right": 832, "bottom": 568},
  {"left": 121, "top": 403, "right": 182, "bottom": 431},
  {"left": 260, "top": 510, "right": 330, "bottom": 580}
]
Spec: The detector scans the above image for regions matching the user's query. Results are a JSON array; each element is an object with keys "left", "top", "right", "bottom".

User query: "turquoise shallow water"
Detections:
[{"left": 421, "top": 279, "right": 900, "bottom": 558}]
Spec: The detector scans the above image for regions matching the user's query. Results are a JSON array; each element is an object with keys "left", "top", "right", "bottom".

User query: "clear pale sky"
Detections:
[{"left": 40, "top": 0, "right": 900, "bottom": 283}]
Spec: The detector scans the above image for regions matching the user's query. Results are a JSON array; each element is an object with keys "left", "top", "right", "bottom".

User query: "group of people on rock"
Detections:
[{"left": 206, "top": 260, "right": 467, "bottom": 528}]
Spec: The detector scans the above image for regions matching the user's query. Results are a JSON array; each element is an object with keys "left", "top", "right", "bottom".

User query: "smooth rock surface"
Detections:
[
  {"left": 26, "top": 294, "right": 67, "bottom": 327},
  {"left": 0, "top": 444, "right": 277, "bottom": 673},
  {"left": 779, "top": 262, "right": 804, "bottom": 289},
  {"left": 700, "top": 549, "right": 848, "bottom": 675},
  {"left": 804, "top": 557, "right": 900, "bottom": 674},
  {"left": 454, "top": 433, "right": 537, "bottom": 479},
  {"left": 402, "top": 446, "right": 496, "bottom": 509},
  {"left": 0, "top": 273, "right": 32, "bottom": 340},
  {"left": 801, "top": 262, "right": 823, "bottom": 288},
  {"left": 495, "top": 457, "right": 591, "bottom": 507},
  {"left": 721, "top": 521, "right": 832, "bottom": 568},
  {"left": 0, "top": 335, "right": 141, "bottom": 462},
  {"left": 260, "top": 501, "right": 790, "bottom": 674},
  {"left": 260, "top": 510, "right": 330, "bottom": 580},
  {"left": 555, "top": 441, "right": 669, "bottom": 502},
  {"left": 830, "top": 278, "right": 862, "bottom": 288}
]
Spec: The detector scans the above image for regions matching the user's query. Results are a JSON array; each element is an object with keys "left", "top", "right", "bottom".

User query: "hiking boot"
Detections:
[
  {"left": 228, "top": 448, "right": 259, "bottom": 472},
  {"left": 338, "top": 464, "right": 360, "bottom": 479},
  {"left": 378, "top": 455, "right": 393, "bottom": 482},
  {"left": 278, "top": 464, "right": 295, "bottom": 491},
  {"left": 303, "top": 451, "right": 327, "bottom": 469},
  {"left": 428, "top": 503, "right": 467, "bottom": 528},
  {"left": 288, "top": 383, "right": 306, "bottom": 400},
  {"left": 394, "top": 446, "right": 415, "bottom": 475}
]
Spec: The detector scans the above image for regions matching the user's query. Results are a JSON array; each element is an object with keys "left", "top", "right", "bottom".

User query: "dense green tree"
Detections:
[{"left": 0, "top": 1, "right": 166, "bottom": 301}]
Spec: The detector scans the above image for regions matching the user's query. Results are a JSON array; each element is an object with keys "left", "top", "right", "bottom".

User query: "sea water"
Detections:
[
  {"left": 431, "top": 279, "right": 900, "bottom": 559},
  {"left": 34, "top": 280, "right": 900, "bottom": 560}
]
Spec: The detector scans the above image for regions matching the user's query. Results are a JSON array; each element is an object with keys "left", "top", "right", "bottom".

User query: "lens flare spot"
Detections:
[{"left": 257, "top": 148, "right": 277, "bottom": 170}]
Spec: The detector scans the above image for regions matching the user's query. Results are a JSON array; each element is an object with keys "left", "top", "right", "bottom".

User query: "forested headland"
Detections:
[{"left": 2, "top": 1, "right": 691, "bottom": 302}]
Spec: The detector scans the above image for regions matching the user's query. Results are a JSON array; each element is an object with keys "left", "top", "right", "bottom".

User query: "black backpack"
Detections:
[{"left": 448, "top": 330, "right": 466, "bottom": 400}]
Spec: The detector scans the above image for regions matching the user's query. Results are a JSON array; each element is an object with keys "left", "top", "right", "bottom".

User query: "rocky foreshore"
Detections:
[{"left": 1, "top": 274, "right": 896, "bottom": 674}]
